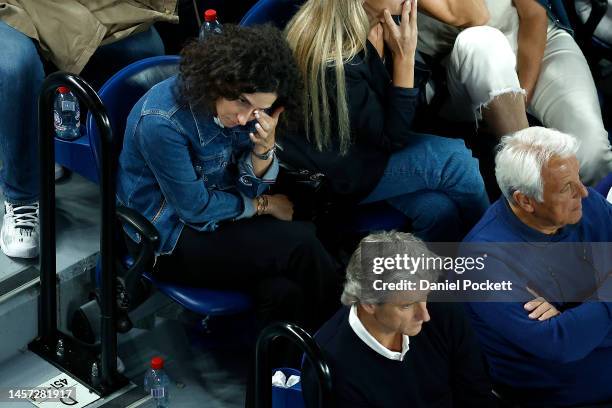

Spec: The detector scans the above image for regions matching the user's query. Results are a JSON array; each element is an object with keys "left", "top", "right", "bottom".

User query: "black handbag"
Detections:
[{"left": 272, "top": 162, "right": 334, "bottom": 221}]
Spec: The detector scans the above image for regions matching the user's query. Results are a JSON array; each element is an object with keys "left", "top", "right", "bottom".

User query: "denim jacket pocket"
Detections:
[{"left": 194, "top": 149, "right": 231, "bottom": 185}]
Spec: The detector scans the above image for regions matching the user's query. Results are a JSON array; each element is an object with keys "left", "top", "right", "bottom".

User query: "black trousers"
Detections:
[{"left": 155, "top": 216, "right": 344, "bottom": 331}]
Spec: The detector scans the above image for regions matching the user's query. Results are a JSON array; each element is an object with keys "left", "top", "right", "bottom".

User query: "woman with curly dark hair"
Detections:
[{"left": 116, "top": 24, "right": 342, "bottom": 330}]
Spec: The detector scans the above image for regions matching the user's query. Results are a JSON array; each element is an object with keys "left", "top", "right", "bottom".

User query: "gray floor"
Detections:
[
  {"left": 0, "top": 173, "right": 249, "bottom": 407},
  {"left": 117, "top": 310, "right": 250, "bottom": 408},
  {"left": 0, "top": 312, "right": 249, "bottom": 408}
]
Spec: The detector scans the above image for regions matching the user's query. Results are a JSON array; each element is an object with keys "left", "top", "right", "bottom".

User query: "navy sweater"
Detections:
[
  {"left": 464, "top": 189, "right": 612, "bottom": 407},
  {"left": 302, "top": 303, "right": 497, "bottom": 408}
]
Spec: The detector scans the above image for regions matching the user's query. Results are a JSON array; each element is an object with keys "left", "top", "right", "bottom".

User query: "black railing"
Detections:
[
  {"left": 31, "top": 71, "right": 124, "bottom": 394},
  {"left": 255, "top": 322, "right": 332, "bottom": 408}
]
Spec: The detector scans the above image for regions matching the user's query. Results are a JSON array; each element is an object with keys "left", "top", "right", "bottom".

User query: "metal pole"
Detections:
[
  {"left": 38, "top": 72, "right": 117, "bottom": 386},
  {"left": 254, "top": 322, "right": 332, "bottom": 408},
  {"left": 38, "top": 76, "right": 58, "bottom": 344}
]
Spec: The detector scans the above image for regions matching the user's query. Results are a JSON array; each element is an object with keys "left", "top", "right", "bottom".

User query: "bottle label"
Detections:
[
  {"left": 151, "top": 387, "right": 165, "bottom": 398},
  {"left": 61, "top": 101, "right": 76, "bottom": 112},
  {"left": 54, "top": 111, "right": 62, "bottom": 128}
]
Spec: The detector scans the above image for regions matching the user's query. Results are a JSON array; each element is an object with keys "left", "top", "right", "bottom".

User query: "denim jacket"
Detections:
[
  {"left": 536, "top": 0, "right": 574, "bottom": 34},
  {"left": 117, "top": 75, "right": 279, "bottom": 254}
]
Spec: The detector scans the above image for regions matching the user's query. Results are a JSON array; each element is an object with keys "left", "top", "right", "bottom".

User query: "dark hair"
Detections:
[{"left": 178, "top": 24, "right": 302, "bottom": 127}]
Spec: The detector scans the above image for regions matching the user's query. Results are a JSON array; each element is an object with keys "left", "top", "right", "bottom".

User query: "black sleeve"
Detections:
[
  {"left": 344, "top": 62, "right": 420, "bottom": 151},
  {"left": 447, "top": 303, "right": 499, "bottom": 408}
]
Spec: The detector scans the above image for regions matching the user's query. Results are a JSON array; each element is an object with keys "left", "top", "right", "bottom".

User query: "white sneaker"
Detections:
[{"left": 1, "top": 201, "right": 39, "bottom": 259}]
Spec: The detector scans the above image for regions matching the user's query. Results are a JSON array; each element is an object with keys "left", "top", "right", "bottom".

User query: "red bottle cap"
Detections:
[
  {"left": 57, "top": 86, "right": 70, "bottom": 94},
  {"left": 151, "top": 356, "right": 164, "bottom": 370},
  {"left": 204, "top": 9, "right": 217, "bottom": 22}
]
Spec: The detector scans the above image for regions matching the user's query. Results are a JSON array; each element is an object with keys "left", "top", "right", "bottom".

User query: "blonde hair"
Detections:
[{"left": 285, "top": 0, "right": 369, "bottom": 154}]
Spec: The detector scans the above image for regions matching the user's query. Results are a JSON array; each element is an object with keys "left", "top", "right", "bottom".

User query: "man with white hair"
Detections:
[
  {"left": 301, "top": 231, "right": 497, "bottom": 408},
  {"left": 464, "top": 127, "right": 612, "bottom": 406}
]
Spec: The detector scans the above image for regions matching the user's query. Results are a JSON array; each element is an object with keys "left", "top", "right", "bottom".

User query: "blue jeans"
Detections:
[
  {"left": 0, "top": 21, "right": 165, "bottom": 205},
  {"left": 361, "top": 133, "right": 489, "bottom": 241}
]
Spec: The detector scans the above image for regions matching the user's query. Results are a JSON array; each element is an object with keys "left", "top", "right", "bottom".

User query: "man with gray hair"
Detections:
[
  {"left": 302, "top": 231, "right": 496, "bottom": 408},
  {"left": 464, "top": 127, "right": 612, "bottom": 406}
]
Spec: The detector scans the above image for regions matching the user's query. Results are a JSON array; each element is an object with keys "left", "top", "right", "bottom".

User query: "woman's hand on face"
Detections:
[
  {"left": 250, "top": 106, "right": 284, "bottom": 155},
  {"left": 381, "top": 0, "right": 418, "bottom": 61},
  {"left": 265, "top": 194, "right": 294, "bottom": 221}
]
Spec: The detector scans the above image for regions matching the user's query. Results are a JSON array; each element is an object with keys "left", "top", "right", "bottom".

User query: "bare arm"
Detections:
[
  {"left": 418, "top": 0, "right": 489, "bottom": 27},
  {"left": 514, "top": 0, "right": 548, "bottom": 105}
]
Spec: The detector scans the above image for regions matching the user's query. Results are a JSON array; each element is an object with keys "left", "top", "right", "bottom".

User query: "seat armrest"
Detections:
[
  {"left": 115, "top": 206, "right": 160, "bottom": 309},
  {"left": 116, "top": 206, "right": 160, "bottom": 245}
]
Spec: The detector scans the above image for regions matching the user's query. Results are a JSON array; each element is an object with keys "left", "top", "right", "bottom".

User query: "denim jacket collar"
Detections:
[
  {"left": 191, "top": 105, "right": 223, "bottom": 146},
  {"left": 190, "top": 104, "right": 255, "bottom": 146}
]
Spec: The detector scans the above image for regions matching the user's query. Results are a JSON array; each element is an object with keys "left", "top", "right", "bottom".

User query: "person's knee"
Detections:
[
  {"left": 414, "top": 192, "right": 460, "bottom": 227},
  {"left": 454, "top": 26, "right": 511, "bottom": 61},
  {"left": 452, "top": 26, "right": 517, "bottom": 93}
]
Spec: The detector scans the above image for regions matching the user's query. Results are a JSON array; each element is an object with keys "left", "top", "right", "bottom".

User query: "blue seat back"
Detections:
[
  {"left": 86, "top": 55, "right": 180, "bottom": 178},
  {"left": 595, "top": 172, "right": 612, "bottom": 197},
  {"left": 239, "top": 0, "right": 304, "bottom": 28}
]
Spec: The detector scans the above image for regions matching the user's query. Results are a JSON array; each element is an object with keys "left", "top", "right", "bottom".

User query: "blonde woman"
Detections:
[{"left": 284, "top": 0, "right": 489, "bottom": 241}]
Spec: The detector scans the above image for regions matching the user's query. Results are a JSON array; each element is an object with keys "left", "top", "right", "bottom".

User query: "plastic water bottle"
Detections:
[
  {"left": 144, "top": 357, "right": 170, "bottom": 407},
  {"left": 199, "top": 9, "right": 223, "bottom": 40},
  {"left": 53, "top": 86, "right": 80, "bottom": 140}
]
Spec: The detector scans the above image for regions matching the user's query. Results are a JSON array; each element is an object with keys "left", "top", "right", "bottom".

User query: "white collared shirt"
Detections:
[{"left": 348, "top": 304, "right": 410, "bottom": 361}]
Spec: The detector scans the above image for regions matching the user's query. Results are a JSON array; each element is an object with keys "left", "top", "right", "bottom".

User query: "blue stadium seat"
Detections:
[
  {"left": 240, "top": 0, "right": 410, "bottom": 233},
  {"left": 239, "top": 0, "right": 303, "bottom": 28},
  {"left": 595, "top": 172, "right": 612, "bottom": 196},
  {"left": 55, "top": 133, "right": 99, "bottom": 183},
  {"left": 88, "top": 55, "right": 252, "bottom": 318}
]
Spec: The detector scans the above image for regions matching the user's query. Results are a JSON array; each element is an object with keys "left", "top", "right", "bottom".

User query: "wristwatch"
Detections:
[{"left": 252, "top": 145, "right": 276, "bottom": 160}]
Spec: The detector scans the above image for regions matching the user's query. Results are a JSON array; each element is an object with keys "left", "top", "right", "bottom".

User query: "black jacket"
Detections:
[{"left": 278, "top": 41, "right": 429, "bottom": 202}]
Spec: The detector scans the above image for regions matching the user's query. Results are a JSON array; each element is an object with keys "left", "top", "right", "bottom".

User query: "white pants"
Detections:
[{"left": 418, "top": 3, "right": 612, "bottom": 185}]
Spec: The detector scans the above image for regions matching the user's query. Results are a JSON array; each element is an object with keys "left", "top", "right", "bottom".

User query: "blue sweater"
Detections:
[{"left": 463, "top": 189, "right": 612, "bottom": 407}]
